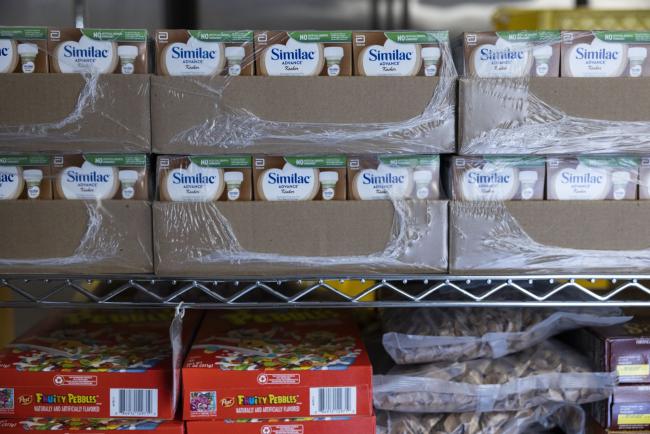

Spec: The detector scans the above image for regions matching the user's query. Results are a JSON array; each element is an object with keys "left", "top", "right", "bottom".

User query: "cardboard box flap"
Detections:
[
  {"left": 153, "top": 200, "right": 448, "bottom": 277},
  {"left": 459, "top": 77, "right": 650, "bottom": 155},
  {"left": 0, "top": 74, "right": 150, "bottom": 152},
  {"left": 151, "top": 76, "right": 455, "bottom": 155},
  {"left": 450, "top": 201, "right": 650, "bottom": 274},
  {"left": 0, "top": 200, "right": 153, "bottom": 274}
]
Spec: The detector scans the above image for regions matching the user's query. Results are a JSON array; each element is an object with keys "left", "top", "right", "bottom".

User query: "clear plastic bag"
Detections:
[
  {"left": 376, "top": 403, "right": 587, "bottom": 434},
  {"left": 382, "top": 307, "right": 630, "bottom": 364},
  {"left": 373, "top": 339, "right": 615, "bottom": 413}
]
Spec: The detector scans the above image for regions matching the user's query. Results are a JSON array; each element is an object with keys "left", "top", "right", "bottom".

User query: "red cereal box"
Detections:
[
  {"left": 0, "top": 418, "right": 183, "bottom": 433},
  {"left": 182, "top": 310, "right": 373, "bottom": 420},
  {"left": 0, "top": 310, "right": 200, "bottom": 419},
  {"left": 187, "top": 416, "right": 376, "bottom": 434}
]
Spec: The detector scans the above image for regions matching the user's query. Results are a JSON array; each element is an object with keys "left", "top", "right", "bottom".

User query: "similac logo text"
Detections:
[
  {"left": 0, "top": 173, "right": 15, "bottom": 183},
  {"left": 561, "top": 171, "right": 604, "bottom": 184},
  {"left": 66, "top": 170, "right": 111, "bottom": 183},
  {"left": 362, "top": 172, "right": 405, "bottom": 185},
  {"left": 574, "top": 48, "right": 619, "bottom": 60},
  {"left": 0, "top": 48, "right": 8, "bottom": 57},
  {"left": 63, "top": 44, "right": 109, "bottom": 58},
  {"left": 368, "top": 49, "right": 412, "bottom": 61},
  {"left": 479, "top": 47, "right": 525, "bottom": 61},
  {"left": 171, "top": 46, "right": 216, "bottom": 59},
  {"left": 268, "top": 173, "right": 312, "bottom": 184},
  {"left": 467, "top": 172, "right": 511, "bottom": 184},
  {"left": 270, "top": 48, "right": 315, "bottom": 61},
  {"left": 237, "top": 394, "right": 298, "bottom": 406},
  {"left": 172, "top": 172, "right": 216, "bottom": 184}
]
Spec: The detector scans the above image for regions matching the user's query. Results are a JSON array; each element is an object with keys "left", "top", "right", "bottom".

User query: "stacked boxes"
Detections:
[{"left": 182, "top": 310, "right": 375, "bottom": 433}]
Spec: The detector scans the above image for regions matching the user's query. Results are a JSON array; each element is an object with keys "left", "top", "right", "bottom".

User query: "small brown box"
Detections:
[
  {"left": 0, "top": 27, "right": 48, "bottom": 73},
  {"left": 157, "top": 155, "right": 252, "bottom": 202},
  {"left": 590, "top": 386, "right": 650, "bottom": 430},
  {"left": 48, "top": 28, "right": 148, "bottom": 74},
  {"left": 352, "top": 31, "right": 448, "bottom": 76},
  {"left": 52, "top": 154, "right": 149, "bottom": 200},
  {"left": 449, "top": 156, "right": 545, "bottom": 201},
  {"left": 462, "top": 31, "right": 560, "bottom": 77},
  {"left": 254, "top": 31, "right": 351, "bottom": 76},
  {"left": 562, "top": 31, "right": 650, "bottom": 78},
  {"left": 155, "top": 29, "right": 254, "bottom": 76},
  {"left": 348, "top": 155, "right": 440, "bottom": 200},
  {"left": 547, "top": 157, "right": 639, "bottom": 201},
  {"left": 0, "top": 155, "right": 52, "bottom": 200},
  {"left": 253, "top": 155, "right": 346, "bottom": 201}
]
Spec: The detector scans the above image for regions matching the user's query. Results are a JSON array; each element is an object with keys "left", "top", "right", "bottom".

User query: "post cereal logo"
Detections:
[
  {"left": 257, "top": 374, "right": 268, "bottom": 384},
  {"left": 18, "top": 395, "right": 31, "bottom": 406},
  {"left": 220, "top": 397, "right": 235, "bottom": 408}
]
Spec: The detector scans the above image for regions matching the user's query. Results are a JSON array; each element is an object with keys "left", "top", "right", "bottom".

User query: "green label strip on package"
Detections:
[
  {"left": 484, "top": 156, "right": 546, "bottom": 167},
  {"left": 594, "top": 31, "right": 650, "bottom": 43},
  {"left": 189, "top": 30, "right": 253, "bottom": 42},
  {"left": 496, "top": 30, "right": 561, "bottom": 42},
  {"left": 385, "top": 31, "right": 449, "bottom": 43},
  {"left": 0, "top": 155, "right": 50, "bottom": 166},
  {"left": 288, "top": 31, "right": 352, "bottom": 43},
  {"left": 0, "top": 27, "right": 47, "bottom": 40},
  {"left": 284, "top": 156, "right": 346, "bottom": 168},
  {"left": 189, "top": 156, "right": 252, "bottom": 168},
  {"left": 81, "top": 29, "right": 148, "bottom": 42},
  {"left": 85, "top": 154, "right": 147, "bottom": 167},
  {"left": 577, "top": 156, "right": 640, "bottom": 168},
  {"left": 379, "top": 155, "right": 439, "bottom": 167}
]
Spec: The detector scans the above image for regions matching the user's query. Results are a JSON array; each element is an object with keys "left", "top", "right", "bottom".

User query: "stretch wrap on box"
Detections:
[
  {"left": 373, "top": 339, "right": 615, "bottom": 413},
  {"left": 376, "top": 404, "right": 587, "bottom": 434},
  {"left": 151, "top": 32, "right": 457, "bottom": 154},
  {"left": 450, "top": 201, "right": 650, "bottom": 274},
  {"left": 0, "top": 200, "right": 153, "bottom": 274},
  {"left": 460, "top": 31, "right": 650, "bottom": 155},
  {"left": 153, "top": 199, "right": 448, "bottom": 277},
  {"left": 382, "top": 307, "right": 631, "bottom": 364},
  {"left": 0, "top": 73, "right": 150, "bottom": 152}
]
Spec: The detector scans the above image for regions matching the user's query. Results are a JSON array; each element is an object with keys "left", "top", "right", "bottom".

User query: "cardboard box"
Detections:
[
  {"left": 52, "top": 154, "right": 149, "bottom": 200},
  {"left": 255, "top": 31, "right": 352, "bottom": 76},
  {"left": 461, "top": 31, "right": 561, "bottom": 77},
  {"left": 0, "top": 155, "right": 52, "bottom": 200},
  {"left": 0, "top": 419, "right": 184, "bottom": 433},
  {"left": 0, "top": 200, "right": 152, "bottom": 274},
  {"left": 187, "top": 416, "right": 376, "bottom": 434},
  {"left": 562, "top": 31, "right": 650, "bottom": 78},
  {"left": 153, "top": 200, "right": 448, "bottom": 277},
  {"left": 448, "top": 156, "right": 545, "bottom": 201},
  {"left": 587, "top": 417, "right": 650, "bottom": 434},
  {"left": 450, "top": 201, "right": 650, "bottom": 274},
  {"left": 547, "top": 157, "right": 639, "bottom": 201},
  {"left": 150, "top": 76, "right": 455, "bottom": 155},
  {"left": 48, "top": 28, "right": 148, "bottom": 74},
  {"left": 353, "top": 31, "right": 448, "bottom": 77},
  {"left": 182, "top": 310, "right": 373, "bottom": 420},
  {"left": 348, "top": 155, "right": 440, "bottom": 200},
  {"left": 641, "top": 157, "right": 650, "bottom": 200},
  {"left": 253, "top": 155, "right": 347, "bottom": 201},
  {"left": 0, "top": 74, "right": 150, "bottom": 152},
  {"left": 458, "top": 77, "right": 650, "bottom": 155},
  {"left": 566, "top": 319, "right": 650, "bottom": 384},
  {"left": 591, "top": 386, "right": 650, "bottom": 430},
  {"left": 0, "top": 27, "right": 48, "bottom": 73},
  {"left": 157, "top": 155, "right": 252, "bottom": 202},
  {"left": 155, "top": 29, "right": 254, "bottom": 76},
  {"left": 0, "top": 310, "right": 200, "bottom": 419}
]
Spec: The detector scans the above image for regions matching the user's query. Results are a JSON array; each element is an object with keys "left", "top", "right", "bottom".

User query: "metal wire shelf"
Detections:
[{"left": 2, "top": 275, "right": 650, "bottom": 308}]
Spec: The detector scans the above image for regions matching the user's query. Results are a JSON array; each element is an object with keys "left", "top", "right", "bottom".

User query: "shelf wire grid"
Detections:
[{"left": 2, "top": 275, "right": 650, "bottom": 308}]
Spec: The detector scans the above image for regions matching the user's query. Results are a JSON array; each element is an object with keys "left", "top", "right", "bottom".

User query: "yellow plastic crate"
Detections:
[{"left": 494, "top": 8, "right": 650, "bottom": 31}]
